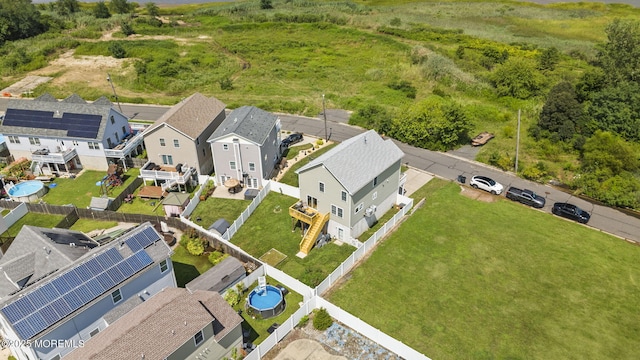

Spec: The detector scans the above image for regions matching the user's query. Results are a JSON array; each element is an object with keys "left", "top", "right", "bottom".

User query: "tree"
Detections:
[
  {"left": 110, "top": 0, "right": 133, "bottom": 14},
  {"left": 584, "top": 81, "right": 640, "bottom": 142},
  {"left": 490, "top": 57, "right": 544, "bottom": 99},
  {"left": 581, "top": 130, "right": 638, "bottom": 175},
  {"left": 312, "top": 308, "right": 333, "bottom": 331},
  {"left": 538, "top": 46, "right": 560, "bottom": 71},
  {"left": 260, "top": 0, "right": 273, "bottom": 10},
  {"left": 120, "top": 21, "right": 135, "bottom": 36},
  {"left": 186, "top": 238, "right": 205, "bottom": 256},
  {"left": 537, "top": 81, "right": 583, "bottom": 141},
  {"left": 597, "top": 18, "right": 640, "bottom": 84},
  {"left": 0, "top": 0, "right": 46, "bottom": 44},
  {"left": 145, "top": 2, "right": 159, "bottom": 17},
  {"left": 108, "top": 42, "right": 126, "bottom": 59},
  {"left": 93, "top": 1, "right": 111, "bottom": 19},
  {"left": 350, "top": 104, "right": 393, "bottom": 135},
  {"left": 56, "top": 0, "right": 79, "bottom": 16}
]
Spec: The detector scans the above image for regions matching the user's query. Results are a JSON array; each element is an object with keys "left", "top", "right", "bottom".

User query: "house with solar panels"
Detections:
[
  {"left": 0, "top": 222, "right": 175, "bottom": 360},
  {"left": 64, "top": 287, "right": 244, "bottom": 360},
  {"left": 141, "top": 93, "right": 226, "bottom": 191},
  {"left": 0, "top": 94, "right": 144, "bottom": 176},
  {"left": 208, "top": 106, "right": 283, "bottom": 190}
]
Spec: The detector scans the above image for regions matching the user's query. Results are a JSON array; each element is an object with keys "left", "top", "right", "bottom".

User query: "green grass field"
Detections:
[
  {"left": 1, "top": 213, "right": 66, "bottom": 237},
  {"left": 279, "top": 143, "right": 337, "bottom": 187},
  {"left": 190, "top": 197, "right": 252, "bottom": 228},
  {"left": 328, "top": 179, "right": 640, "bottom": 359},
  {"left": 171, "top": 239, "right": 215, "bottom": 287}
]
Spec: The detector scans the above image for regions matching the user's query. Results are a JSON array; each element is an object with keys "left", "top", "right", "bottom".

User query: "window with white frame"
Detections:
[
  {"left": 159, "top": 138, "right": 166, "bottom": 147},
  {"left": 373, "top": 176, "right": 379, "bottom": 187},
  {"left": 111, "top": 289, "right": 122, "bottom": 304},
  {"left": 110, "top": 115, "right": 115, "bottom": 124},
  {"left": 230, "top": 161, "right": 236, "bottom": 170},
  {"left": 161, "top": 155, "right": 173, "bottom": 165},
  {"left": 72, "top": 140, "right": 79, "bottom": 146},
  {"left": 249, "top": 162, "right": 255, "bottom": 171},
  {"left": 331, "top": 205, "right": 344, "bottom": 218},
  {"left": 341, "top": 191, "right": 347, "bottom": 201},
  {"left": 29, "top": 137, "right": 40, "bottom": 145},
  {"left": 90, "top": 328, "right": 100, "bottom": 337},
  {"left": 88, "top": 142, "right": 100, "bottom": 150},
  {"left": 159, "top": 260, "right": 168, "bottom": 273},
  {"left": 223, "top": 144, "right": 229, "bottom": 151},
  {"left": 319, "top": 182, "right": 325, "bottom": 193},
  {"left": 372, "top": 192, "right": 377, "bottom": 200},
  {"left": 194, "top": 330, "right": 204, "bottom": 346},
  {"left": 122, "top": 126, "right": 127, "bottom": 135},
  {"left": 8, "top": 136, "right": 20, "bottom": 144},
  {"left": 173, "top": 139, "right": 180, "bottom": 148},
  {"left": 355, "top": 203, "right": 364, "bottom": 214}
]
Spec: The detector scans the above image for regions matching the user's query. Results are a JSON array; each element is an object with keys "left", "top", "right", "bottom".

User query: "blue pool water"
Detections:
[
  {"left": 8, "top": 181, "right": 44, "bottom": 197},
  {"left": 249, "top": 286, "right": 283, "bottom": 310}
]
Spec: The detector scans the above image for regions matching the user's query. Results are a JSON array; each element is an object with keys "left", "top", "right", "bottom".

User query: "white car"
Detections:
[{"left": 469, "top": 175, "right": 504, "bottom": 195}]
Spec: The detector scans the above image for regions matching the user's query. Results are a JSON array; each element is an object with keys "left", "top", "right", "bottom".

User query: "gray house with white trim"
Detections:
[
  {"left": 296, "top": 130, "right": 404, "bottom": 241},
  {"left": 0, "top": 223, "right": 176, "bottom": 360},
  {"left": 208, "top": 106, "right": 282, "bottom": 189}
]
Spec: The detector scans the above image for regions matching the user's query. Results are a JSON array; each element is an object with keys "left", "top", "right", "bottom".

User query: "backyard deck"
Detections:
[{"left": 137, "top": 186, "right": 167, "bottom": 199}]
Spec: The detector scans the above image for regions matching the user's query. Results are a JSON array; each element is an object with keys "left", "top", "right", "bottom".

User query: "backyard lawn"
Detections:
[
  {"left": 279, "top": 143, "right": 337, "bottom": 187},
  {"left": 1, "top": 213, "right": 66, "bottom": 237},
  {"left": 171, "top": 239, "right": 214, "bottom": 288},
  {"left": 328, "top": 179, "right": 640, "bottom": 359},
  {"left": 230, "top": 192, "right": 354, "bottom": 287},
  {"left": 43, "top": 168, "right": 140, "bottom": 208},
  {"left": 116, "top": 194, "right": 165, "bottom": 216},
  {"left": 189, "top": 197, "right": 251, "bottom": 229},
  {"left": 68, "top": 219, "right": 118, "bottom": 233}
]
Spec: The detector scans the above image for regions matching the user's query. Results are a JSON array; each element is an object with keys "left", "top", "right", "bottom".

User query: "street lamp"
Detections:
[
  {"left": 322, "top": 94, "right": 328, "bottom": 141},
  {"left": 107, "top": 73, "right": 123, "bottom": 113}
]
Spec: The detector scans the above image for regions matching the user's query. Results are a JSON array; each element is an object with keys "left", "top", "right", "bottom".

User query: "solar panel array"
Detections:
[
  {"left": 3, "top": 109, "right": 102, "bottom": 139},
  {"left": 0, "top": 247, "right": 153, "bottom": 340},
  {"left": 125, "top": 226, "right": 162, "bottom": 252}
]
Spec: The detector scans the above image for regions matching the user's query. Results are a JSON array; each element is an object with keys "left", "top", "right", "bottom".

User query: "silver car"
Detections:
[{"left": 469, "top": 175, "right": 504, "bottom": 195}]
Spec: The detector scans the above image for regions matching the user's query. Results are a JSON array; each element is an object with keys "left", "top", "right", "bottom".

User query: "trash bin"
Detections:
[{"left": 457, "top": 175, "right": 466, "bottom": 184}]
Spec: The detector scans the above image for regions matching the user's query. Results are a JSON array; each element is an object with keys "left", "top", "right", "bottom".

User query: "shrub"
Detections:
[
  {"left": 224, "top": 286, "right": 242, "bottom": 307},
  {"left": 313, "top": 308, "right": 333, "bottom": 330},
  {"left": 186, "top": 238, "right": 205, "bottom": 256},
  {"left": 297, "top": 314, "right": 310, "bottom": 327},
  {"left": 387, "top": 80, "right": 416, "bottom": 99},
  {"left": 316, "top": 139, "right": 324, "bottom": 146},
  {"left": 410, "top": 45, "right": 429, "bottom": 65},
  {"left": 108, "top": 42, "right": 126, "bottom": 58},
  {"left": 120, "top": 21, "right": 135, "bottom": 36},
  {"left": 208, "top": 250, "right": 226, "bottom": 265},
  {"left": 219, "top": 77, "right": 233, "bottom": 90},
  {"left": 390, "top": 17, "right": 401, "bottom": 26}
]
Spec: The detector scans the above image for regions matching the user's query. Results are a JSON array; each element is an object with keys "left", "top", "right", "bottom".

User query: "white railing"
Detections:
[
  {"left": 222, "top": 183, "right": 272, "bottom": 241},
  {"left": 103, "top": 132, "right": 145, "bottom": 157},
  {"left": 267, "top": 180, "right": 300, "bottom": 198},
  {"left": 32, "top": 148, "right": 78, "bottom": 164},
  {"left": 140, "top": 165, "right": 194, "bottom": 183},
  {"left": 181, "top": 176, "right": 211, "bottom": 218}
]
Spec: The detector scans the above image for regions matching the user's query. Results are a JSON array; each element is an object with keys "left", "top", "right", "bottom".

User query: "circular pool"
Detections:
[
  {"left": 7, "top": 181, "right": 47, "bottom": 202},
  {"left": 247, "top": 285, "right": 285, "bottom": 319}
]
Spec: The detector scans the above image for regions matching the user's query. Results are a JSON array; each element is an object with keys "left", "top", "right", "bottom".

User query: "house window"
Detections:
[
  {"left": 230, "top": 161, "right": 236, "bottom": 170},
  {"left": 194, "top": 330, "right": 204, "bottom": 346},
  {"left": 160, "top": 138, "right": 166, "bottom": 147},
  {"left": 29, "top": 137, "right": 40, "bottom": 145},
  {"left": 107, "top": 138, "right": 113, "bottom": 148},
  {"left": 115, "top": 132, "right": 120, "bottom": 143},
  {"left": 122, "top": 126, "right": 127, "bottom": 135},
  {"left": 161, "top": 155, "right": 173, "bottom": 165},
  {"left": 159, "top": 260, "right": 169, "bottom": 273},
  {"left": 355, "top": 203, "right": 364, "bottom": 214},
  {"left": 196, "top": 138, "right": 200, "bottom": 145},
  {"left": 223, "top": 144, "right": 229, "bottom": 151},
  {"left": 341, "top": 191, "right": 347, "bottom": 202},
  {"left": 174, "top": 139, "right": 180, "bottom": 148},
  {"left": 249, "top": 162, "right": 255, "bottom": 171},
  {"left": 110, "top": 115, "right": 115, "bottom": 124},
  {"left": 88, "top": 142, "right": 100, "bottom": 150},
  {"left": 372, "top": 192, "right": 378, "bottom": 200},
  {"left": 319, "top": 182, "right": 325, "bottom": 193},
  {"left": 331, "top": 205, "right": 343, "bottom": 218},
  {"left": 202, "top": 148, "right": 205, "bottom": 156},
  {"left": 8, "top": 136, "right": 20, "bottom": 144},
  {"left": 73, "top": 140, "right": 79, "bottom": 146},
  {"left": 373, "top": 176, "right": 378, "bottom": 187},
  {"left": 111, "top": 289, "right": 122, "bottom": 304},
  {"left": 90, "top": 328, "right": 100, "bottom": 337}
]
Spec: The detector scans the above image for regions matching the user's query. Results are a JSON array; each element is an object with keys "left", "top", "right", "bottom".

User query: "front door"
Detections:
[{"left": 307, "top": 196, "right": 318, "bottom": 209}]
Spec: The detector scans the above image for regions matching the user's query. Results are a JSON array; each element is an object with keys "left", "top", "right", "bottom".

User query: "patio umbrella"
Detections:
[{"left": 224, "top": 178, "right": 239, "bottom": 188}]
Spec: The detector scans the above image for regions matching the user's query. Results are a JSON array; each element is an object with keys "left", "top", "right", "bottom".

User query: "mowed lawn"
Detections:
[{"left": 328, "top": 180, "right": 640, "bottom": 359}]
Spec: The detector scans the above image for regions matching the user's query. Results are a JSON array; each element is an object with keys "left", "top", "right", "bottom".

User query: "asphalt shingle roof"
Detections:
[
  {"left": 146, "top": 92, "right": 226, "bottom": 140},
  {"left": 208, "top": 105, "right": 278, "bottom": 145},
  {"left": 186, "top": 256, "right": 245, "bottom": 293},
  {"left": 296, "top": 130, "right": 404, "bottom": 194},
  {"left": 65, "top": 288, "right": 243, "bottom": 360}
]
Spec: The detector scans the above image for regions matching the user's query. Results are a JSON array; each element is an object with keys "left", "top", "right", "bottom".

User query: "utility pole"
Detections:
[
  {"left": 107, "top": 73, "right": 123, "bottom": 113},
  {"left": 515, "top": 109, "right": 521, "bottom": 174},
  {"left": 322, "top": 94, "right": 328, "bottom": 141}
]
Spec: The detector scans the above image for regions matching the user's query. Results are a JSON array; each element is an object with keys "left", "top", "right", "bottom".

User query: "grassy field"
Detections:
[
  {"left": 230, "top": 192, "right": 354, "bottom": 287},
  {"left": 189, "top": 197, "right": 252, "bottom": 228},
  {"left": 68, "top": 219, "right": 118, "bottom": 233},
  {"left": 279, "top": 143, "right": 337, "bottom": 187},
  {"left": 171, "top": 239, "right": 215, "bottom": 287},
  {"left": 328, "top": 179, "right": 640, "bottom": 359},
  {"left": 1, "top": 213, "right": 66, "bottom": 237}
]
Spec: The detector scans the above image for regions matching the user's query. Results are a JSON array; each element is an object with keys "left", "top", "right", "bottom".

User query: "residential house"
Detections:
[
  {"left": 208, "top": 106, "right": 282, "bottom": 190},
  {"left": 142, "top": 93, "right": 226, "bottom": 190},
  {"left": 0, "top": 94, "right": 144, "bottom": 175},
  {"left": 64, "top": 287, "right": 244, "bottom": 360},
  {"left": 294, "top": 130, "right": 404, "bottom": 244},
  {"left": 0, "top": 222, "right": 176, "bottom": 360}
]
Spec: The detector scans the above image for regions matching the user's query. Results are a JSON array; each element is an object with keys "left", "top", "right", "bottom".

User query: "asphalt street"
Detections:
[{"left": 1, "top": 98, "right": 639, "bottom": 243}]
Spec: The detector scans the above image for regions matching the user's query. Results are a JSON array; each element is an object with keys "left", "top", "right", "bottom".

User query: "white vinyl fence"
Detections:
[
  {"left": 182, "top": 175, "right": 213, "bottom": 218},
  {"left": 222, "top": 182, "right": 272, "bottom": 241},
  {"left": 268, "top": 180, "right": 300, "bottom": 198},
  {"left": 0, "top": 202, "right": 27, "bottom": 235}
]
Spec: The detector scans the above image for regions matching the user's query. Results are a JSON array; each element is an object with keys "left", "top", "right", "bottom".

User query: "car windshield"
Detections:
[{"left": 487, "top": 179, "right": 495, "bottom": 186}]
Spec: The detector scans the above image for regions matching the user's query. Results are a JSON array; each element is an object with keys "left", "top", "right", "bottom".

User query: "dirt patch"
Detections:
[{"left": 460, "top": 186, "right": 498, "bottom": 203}]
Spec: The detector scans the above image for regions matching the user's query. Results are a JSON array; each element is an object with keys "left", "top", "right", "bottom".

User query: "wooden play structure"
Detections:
[{"left": 100, "top": 164, "right": 124, "bottom": 196}]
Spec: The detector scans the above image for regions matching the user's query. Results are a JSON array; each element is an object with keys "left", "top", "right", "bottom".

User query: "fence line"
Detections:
[
  {"left": 182, "top": 176, "right": 211, "bottom": 218},
  {"left": 0, "top": 202, "right": 28, "bottom": 234},
  {"left": 222, "top": 182, "right": 271, "bottom": 241},
  {"left": 267, "top": 180, "right": 300, "bottom": 198},
  {"left": 265, "top": 264, "right": 314, "bottom": 302}
]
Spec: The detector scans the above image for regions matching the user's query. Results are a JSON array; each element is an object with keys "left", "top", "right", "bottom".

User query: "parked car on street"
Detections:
[
  {"left": 281, "top": 132, "right": 304, "bottom": 147},
  {"left": 469, "top": 175, "right": 504, "bottom": 195},
  {"left": 552, "top": 202, "right": 590, "bottom": 224},
  {"left": 505, "top": 187, "right": 546, "bottom": 208}
]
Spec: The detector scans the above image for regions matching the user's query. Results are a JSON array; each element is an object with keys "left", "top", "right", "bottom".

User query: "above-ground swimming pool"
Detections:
[
  {"left": 247, "top": 285, "right": 285, "bottom": 319},
  {"left": 6, "top": 181, "right": 47, "bottom": 202}
]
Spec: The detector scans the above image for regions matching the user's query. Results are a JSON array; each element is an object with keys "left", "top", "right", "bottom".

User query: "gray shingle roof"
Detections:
[
  {"left": 296, "top": 130, "right": 404, "bottom": 194},
  {"left": 161, "top": 192, "right": 190, "bottom": 206},
  {"left": 146, "top": 92, "right": 226, "bottom": 140},
  {"left": 64, "top": 288, "right": 244, "bottom": 360},
  {"left": 186, "top": 256, "right": 246, "bottom": 293},
  {"left": 208, "top": 106, "right": 278, "bottom": 145},
  {"left": 0, "top": 93, "right": 116, "bottom": 140}
]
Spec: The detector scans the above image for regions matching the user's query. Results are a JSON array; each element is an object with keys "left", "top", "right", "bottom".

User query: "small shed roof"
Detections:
[
  {"left": 161, "top": 192, "right": 190, "bottom": 206},
  {"left": 89, "top": 197, "right": 111, "bottom": 210},
  {"left": 208, "top": 218, "right": 230, "bottom": 235},
  {"left": 186, "top": 256, "right": 246, "bottom": 294}
]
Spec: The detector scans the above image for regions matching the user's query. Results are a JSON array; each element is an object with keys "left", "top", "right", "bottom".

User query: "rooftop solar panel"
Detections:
[
  {"left": 12, "top": 321, "right": 36, "bottom": 340},
  {"left": 38, "top": 304, "right": 61, "bottom": 324}
]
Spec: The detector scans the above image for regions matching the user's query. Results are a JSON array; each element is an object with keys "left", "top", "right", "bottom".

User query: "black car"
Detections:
[
  {"left": 281, "top": 133, "right": 303, "bottom": 147},
  {"left": 552, "top": 202, "right": 590, "bottom": 224}
]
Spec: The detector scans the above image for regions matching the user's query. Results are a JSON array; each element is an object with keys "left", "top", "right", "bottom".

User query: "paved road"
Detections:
[{"left": 1, "top": 99, "right": 639, "bottom": 243}]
